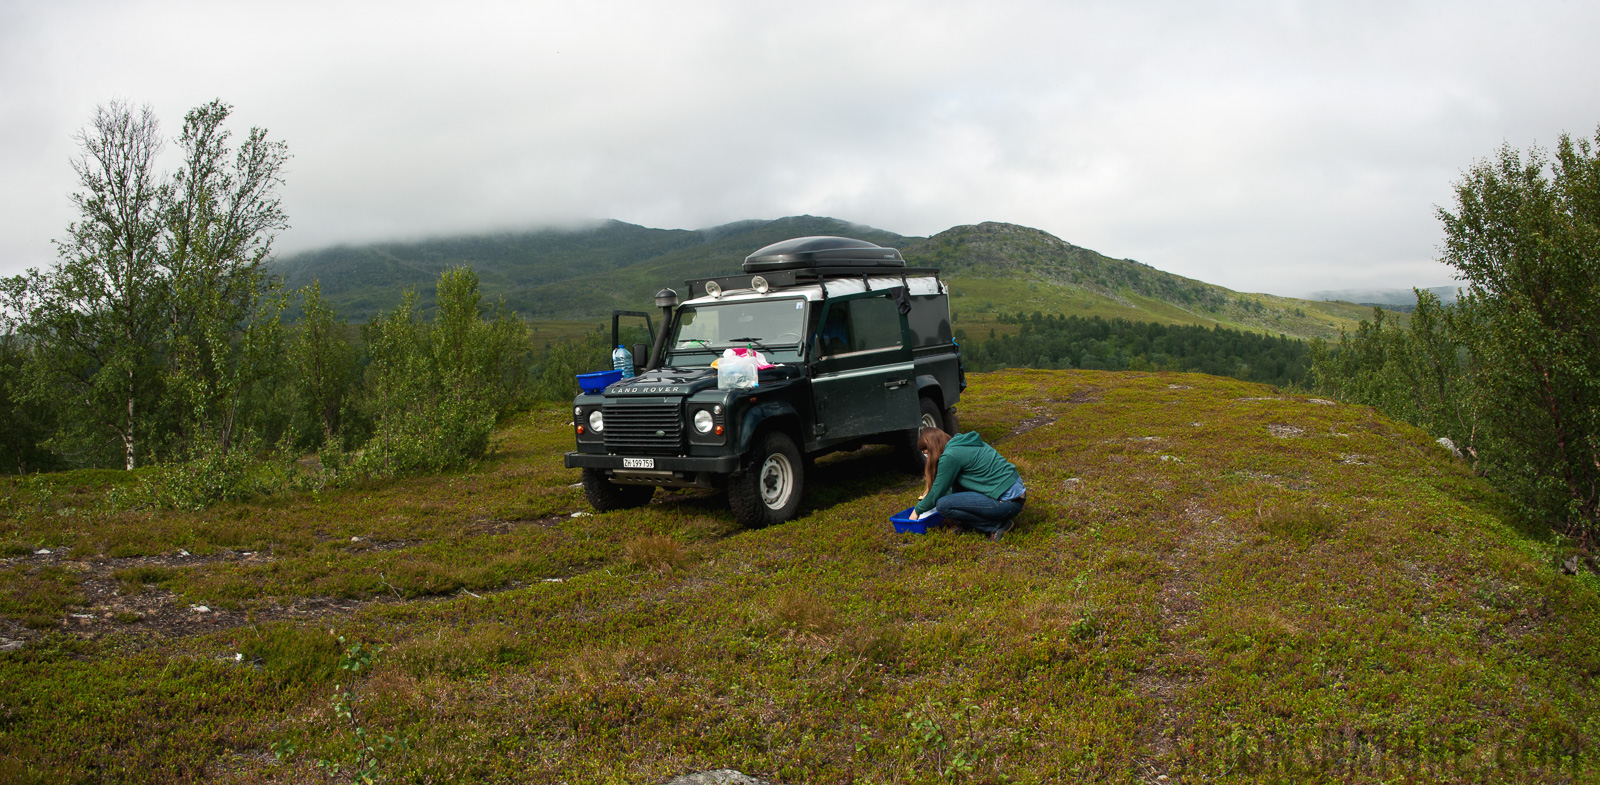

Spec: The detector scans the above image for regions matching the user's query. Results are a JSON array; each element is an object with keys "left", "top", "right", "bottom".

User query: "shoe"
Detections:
[{"left": 989, "top": 519, "right": 1015, "bottom": 542}]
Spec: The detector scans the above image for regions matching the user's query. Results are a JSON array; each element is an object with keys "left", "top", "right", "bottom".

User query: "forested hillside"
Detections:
[
  {"left": 270, "top": 216, "right": 1374, "bottom": 340},
  {"left": 273, "top": 216, "right": 903, "bottom": 321},
  {"left": 510, "top": 216, "right": 905, "bottom": 319},
  {"left": 962, "top": 313, "right": 1311, "bottom": 388},
  {"left": 903, "top": 222, "right": 1375, "bottom": 340},
  {"left": 273, "top": 220, "right": 703, "bottom": 320}
]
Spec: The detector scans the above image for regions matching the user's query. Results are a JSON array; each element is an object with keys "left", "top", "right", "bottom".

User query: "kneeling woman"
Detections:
[{"left": 910, "top": 427, "right": 1026, "bottom": 540}]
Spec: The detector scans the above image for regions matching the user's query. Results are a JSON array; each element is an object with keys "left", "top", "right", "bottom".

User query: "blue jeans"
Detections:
[{"left": 935, "top": 492, "right": 1024, "bottom": 534}]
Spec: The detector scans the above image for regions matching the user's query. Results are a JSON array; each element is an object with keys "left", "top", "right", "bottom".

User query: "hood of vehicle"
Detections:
[{"left": 604, "top": 367, "right": 718, "bottom": 397}]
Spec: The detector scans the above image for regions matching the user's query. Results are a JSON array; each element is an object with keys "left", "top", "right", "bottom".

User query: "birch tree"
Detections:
[
  {"left": 159, "top": 100, "right": 290, "bottom": 455},
  {"left": 13, "top": 102, "right": 166, "bottom": 469},
  {"left": 10, "top": 99, "right": 290, "bottom": 469},
  {"left": 1440, "top": 129, "right": 1600, "bottom": 539}
]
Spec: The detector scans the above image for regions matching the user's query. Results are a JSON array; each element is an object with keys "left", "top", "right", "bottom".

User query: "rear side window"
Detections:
[{"left": 907, "top": 294, "right": 953, "bottom": 347}]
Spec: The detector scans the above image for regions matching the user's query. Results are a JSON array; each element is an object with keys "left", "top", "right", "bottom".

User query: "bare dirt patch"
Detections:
[
  {"left": 1060, "top": 389, "right": 1104, "bottom": 405},
  {"left": 0, "top": 547, "right": 541, "bottom": 649},
  {"left": 993, "top": 387, "right": 1107, "bottom": 441},
  {"left": 466, "top": 515, "right": 566, "bottom": 535},
  {"left": 1132, "top": 501, "right": 1244, "bottom": 776},
  {"left": 6, "top": 582, "right": 535, "bottom": 648},
  {"left": 1009, "top": 415, "right": 1058, "bottom": 437}
]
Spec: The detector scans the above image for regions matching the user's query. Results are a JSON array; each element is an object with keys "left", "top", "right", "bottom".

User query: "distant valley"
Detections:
[
  {"left": 272, "top": 216, "right": 1387, "bottom": 341},
  {"left": 1310, "top": 286, "right": 1459, "bottom": 312}
]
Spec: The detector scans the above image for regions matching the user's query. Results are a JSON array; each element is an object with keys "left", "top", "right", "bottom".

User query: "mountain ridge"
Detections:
[{"left": 270, "top": 216, "right": 1378, "bottom": 339}]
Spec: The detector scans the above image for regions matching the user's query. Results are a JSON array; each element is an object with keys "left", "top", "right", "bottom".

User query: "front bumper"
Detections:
[{"left": 563, "top": 452, "right": 740, "bottom": 473}]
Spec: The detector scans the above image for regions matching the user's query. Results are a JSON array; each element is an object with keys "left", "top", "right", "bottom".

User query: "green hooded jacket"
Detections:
[{"left": 914, "top": 431, "right": 1021, "bottom": 514}]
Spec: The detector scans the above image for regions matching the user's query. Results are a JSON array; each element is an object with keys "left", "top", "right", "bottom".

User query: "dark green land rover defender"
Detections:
[{"left": 564, "top": 236, "right": 965, "bottom": 527}]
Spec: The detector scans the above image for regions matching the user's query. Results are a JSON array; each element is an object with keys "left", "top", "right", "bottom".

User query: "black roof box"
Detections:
[{"left": 742, "top": 236, "right": 904, "bottom": 273}]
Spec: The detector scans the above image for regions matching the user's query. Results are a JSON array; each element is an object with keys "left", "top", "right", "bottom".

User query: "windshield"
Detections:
[{"left": 667, "top": 297, "right": 808, "bottom": 366}]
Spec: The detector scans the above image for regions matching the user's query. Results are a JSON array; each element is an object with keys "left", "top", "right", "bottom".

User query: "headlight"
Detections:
[
  {"left": 588, "top": 410, "right": 604, "bottom": 433},
  {"left": 693, "top": 409, "right": 715, "bottom": 433}
]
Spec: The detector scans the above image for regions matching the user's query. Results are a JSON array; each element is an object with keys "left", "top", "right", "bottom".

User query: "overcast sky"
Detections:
[{"left": 3, "top": 0, "right": 1597, "bottom": 297}]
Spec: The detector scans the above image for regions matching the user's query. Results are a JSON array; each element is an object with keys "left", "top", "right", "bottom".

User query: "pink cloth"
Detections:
[{"left": 729, "top": 347, "right": 775, "bottom": 369}]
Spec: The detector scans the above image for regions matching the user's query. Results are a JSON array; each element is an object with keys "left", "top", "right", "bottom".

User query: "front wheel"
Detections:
[
  {"left": 582, "top": 467, "right": 655, "bottom": 511},
  {"left": 728, "top": 431, "right": 804, "bottom": 528}
]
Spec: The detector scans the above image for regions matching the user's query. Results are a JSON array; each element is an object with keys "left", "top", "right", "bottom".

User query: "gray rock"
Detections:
[
  {"left": 0, "top": 639, "right": 23, "bottom": 652},
  {"left": 1436, "top": 437, "right": 1463, "bottom": 459},
  {"left": 663, "top": 771, "right": 777, "bottom": 785},
  {"left": 1562, "top": 555, "right": 1583, "bottom": 575}
]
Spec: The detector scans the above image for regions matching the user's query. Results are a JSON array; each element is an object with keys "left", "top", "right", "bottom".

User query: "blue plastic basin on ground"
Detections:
[
  {"left": 577, "top": 369, "right": 624, "bottom": 393},
  {"left": 890, "top": 506, "right": 943, "bottom": 534}
]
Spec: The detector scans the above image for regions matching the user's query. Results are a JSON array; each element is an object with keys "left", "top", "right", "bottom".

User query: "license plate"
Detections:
[{"left": 622, "top": 458, "right": 655, "bottom": 469}]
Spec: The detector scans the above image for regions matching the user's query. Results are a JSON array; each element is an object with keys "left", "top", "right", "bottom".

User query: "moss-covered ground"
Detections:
[{"left": 2, "top": 370, "right": 1596, "bottom": 783}]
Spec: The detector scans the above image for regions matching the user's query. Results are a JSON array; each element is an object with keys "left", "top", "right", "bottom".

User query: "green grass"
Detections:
[{"left": 2, "top": 370, "right": 1597, "bottom": 783}]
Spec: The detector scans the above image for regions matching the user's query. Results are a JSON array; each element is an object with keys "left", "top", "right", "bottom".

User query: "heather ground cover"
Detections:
[{"left": 2, "top": 369, "right": 1597, "bottom": 783}]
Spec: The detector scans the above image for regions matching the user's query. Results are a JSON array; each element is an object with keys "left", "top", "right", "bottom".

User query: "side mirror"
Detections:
[{"left": 631, "top": 343, "right": 648, "bottom": 368}]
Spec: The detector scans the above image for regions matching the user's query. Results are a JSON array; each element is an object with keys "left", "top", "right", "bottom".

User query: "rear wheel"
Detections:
[
  {"left": 581, "top": 467, "right": 655, "bottom": 511},
  {"left": 942, "top": 406, "right": 959, "bottom": 435},
  {"left": 918, "top": 396, "right": 944, "bottom": 433},
  {"left": 898, "top": 396, "right": 948, "bottom": 473},
  {"left": 728, "top": 431, "right": 804, "bottom": 528}
]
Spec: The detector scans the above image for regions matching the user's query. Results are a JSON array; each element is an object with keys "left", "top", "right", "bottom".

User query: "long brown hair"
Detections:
[{"left": 919, "top": 427, "right": 951, "bottom": 498}]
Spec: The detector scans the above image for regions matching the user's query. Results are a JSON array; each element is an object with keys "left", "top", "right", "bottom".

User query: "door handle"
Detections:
[{"left": 884, "top": 379, "right": 908, "bottom": 389}]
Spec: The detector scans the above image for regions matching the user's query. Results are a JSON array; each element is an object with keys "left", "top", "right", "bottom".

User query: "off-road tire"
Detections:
[
  {"left": 942, "top": 406, "right": 959, "bottom": 435},
  {"left": 917, "top": 395, "right": 945, "bottom": 435},
  {"left": 897, "top": 396, "right": 948, "bottom": 473},
  {"left": 728, "top": 431, "right": 804, "bottom": 528},
  {"left": 582, "top": 467, "right": 655, "bottom": 511}
]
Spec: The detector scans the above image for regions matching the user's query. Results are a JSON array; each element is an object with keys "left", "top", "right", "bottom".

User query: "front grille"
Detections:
[{"left": 603, "top": 402, "right": 684, "bottom": 454}]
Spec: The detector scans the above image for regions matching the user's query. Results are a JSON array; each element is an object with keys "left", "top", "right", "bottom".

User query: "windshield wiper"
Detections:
[{"left": 728, "top": 337, "right": 774, "bottom": 352}]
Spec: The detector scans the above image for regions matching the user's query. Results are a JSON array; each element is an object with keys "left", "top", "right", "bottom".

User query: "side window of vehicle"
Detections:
[
  {"left": 818, "top": 305, "right": 851, "bottom": 356},
  {"left": 847, "top": 295, "right": 902, "bottom": 352},
  {"left": 817, "top": 295, "right": 903, "bottom": 357}
]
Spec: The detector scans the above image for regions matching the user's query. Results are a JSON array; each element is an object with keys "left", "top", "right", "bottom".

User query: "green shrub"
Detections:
[
  {"left": 104, "top": 444, "right": 322, "bottom": 511},
  {"left": 348, "top": 268, "right": 529, "bottom": 481}
]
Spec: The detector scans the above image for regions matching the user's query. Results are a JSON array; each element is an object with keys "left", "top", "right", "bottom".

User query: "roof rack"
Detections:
[{"left": 684, "top": 267, "right": 940, "bottom": 301}]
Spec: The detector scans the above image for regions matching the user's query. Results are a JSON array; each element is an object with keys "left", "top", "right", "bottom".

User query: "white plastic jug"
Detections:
[{"left": 717, "top": 348, "right": 758, "bottom": 389}]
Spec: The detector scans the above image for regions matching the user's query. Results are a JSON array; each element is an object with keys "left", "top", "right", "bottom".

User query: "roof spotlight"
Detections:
[
  {"left": 705, "top": 280, "right": 723, "bottom": 299},
  {"left": 751, "top": 275, "right": 770, "bottom": 294}
]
